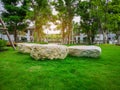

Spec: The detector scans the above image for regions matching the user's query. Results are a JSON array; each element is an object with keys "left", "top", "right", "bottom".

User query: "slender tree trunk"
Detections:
[
  {"left": 37, "top": 28, "right": 40, "bottom": 42},
  {"left": 61, "top": 20, "right": 67, "bottom": 44},
  {"left": 91, "top": 28, "right": 96, "bottom": 44},
  {"left": 91, "top": 35, "right": 95, "bottom": 44},
  {"left": 71, "top": 28, "right": 74, "bottom": 44},
  {"left": 34, "top": 23, "right": 38, "bottom": 42},
  {"left": 61, "top": 26, "right": 65, "bottom": 44},
  {"left": 67, "top": 19, "right": 73, "bottom": 44},
  {"left": 87, "top": 30, "right": 92, "bottom": 45},
  {"left": 118, "top": 35, "right": 120, "bottom": 45},
  {"left": 31, "top": 0, "right": 38, "bottom": 42},
  {"left": 0, "top": 17, "right": 16, "bottom": 50},
  {"left": 14, "top": 24, "right": 17, "bottom": 42},
  {"left": 103, "top": 2, "right": 108, "bottom": 44},
  {"left": 68, "top": 28, "right": 72, "bottom": 44},
  {"left": 102, "top": 30, "right": 107, "bottom": 44},
  {"left": 67, "top": 30, "right": 70, "bottom": 44}
]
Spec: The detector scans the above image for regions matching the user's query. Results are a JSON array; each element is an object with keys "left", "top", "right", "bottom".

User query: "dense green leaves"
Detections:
[
  {"left": 1, "top": 0, "right": 29, "bottom": 42},
  {"left": 53, "top": 0, "right": 79, "bottom": 44},
  {"left": 0, "top": 39, "right": 7, "bottom": 51},
  {"left": 75, "top": 0, "right": 120, "bottom": 44},
  {"left": 27, "top": 0, "right": 52, "bottom": 42},
  {"left": 1, "top": 0, "right": 120, "bottom": 44}
]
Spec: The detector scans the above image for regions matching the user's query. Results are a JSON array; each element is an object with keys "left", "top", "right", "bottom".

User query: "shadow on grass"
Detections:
[
  {"left": 16, "top": 52, "right": 30, "bottom": 55},
  {"left": 67, "top": 55, "right": 101, "bottom": 61},
  {"left": 14, "top": 51, "right": 102, "bottom": 64},
  {"left": 0, "top": 47, "right": 9, "bottom": 52}
]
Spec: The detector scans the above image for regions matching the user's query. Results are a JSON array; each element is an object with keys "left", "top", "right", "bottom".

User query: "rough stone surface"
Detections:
[
  {"left": 17, "top": 43, "right": 38, "bottom": 53},
  {"left": 68, "top": 46, "right": 101, "bottom": 58},
  {"left": 30, "top": 44, "right": 68, "bottom": 60}
]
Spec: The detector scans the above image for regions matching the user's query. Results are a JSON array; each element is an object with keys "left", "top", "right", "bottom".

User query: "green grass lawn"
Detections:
[{"left": 0, "top": 45, "right": 120, "bottom": 90}]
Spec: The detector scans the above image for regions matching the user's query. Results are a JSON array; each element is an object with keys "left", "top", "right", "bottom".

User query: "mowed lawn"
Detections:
[{"left": 0, "top": 45, "right": 120, "bottom": 90}]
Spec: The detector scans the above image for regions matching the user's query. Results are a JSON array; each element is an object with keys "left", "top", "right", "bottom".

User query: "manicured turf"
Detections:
[{"left": 0, "top": 45, "right": 120, "bottom": 90}]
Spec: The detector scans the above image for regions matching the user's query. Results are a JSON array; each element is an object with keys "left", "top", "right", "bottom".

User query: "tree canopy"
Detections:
[
  {"left": 1, "top": 0, "right": 120, "bottom": 44},
  {"left": 1, "top": 0, "right": 29, "bottom": 42}
]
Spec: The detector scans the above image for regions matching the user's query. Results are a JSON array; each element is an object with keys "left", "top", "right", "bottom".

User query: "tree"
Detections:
[
  {"left": 76, "top": 0, "right": 113, "bottom": 44},
  {"left": 77, "top": 0, "right": 94, "bottom": 44},
  {"left": 29, "top": 0, "right": 52, "bottom": 42},
  {"left": 108, "top": 0, "right": 120, "bottom": 44},
  {"left": 52, "top": 0, "right": 79, "bottom": 44},
  {"left": 97, "top": 0, "right": 120, "bottom": 43},
  {"left": 108, "top": 0, "right": 120, "bottom": 32},
  {"left": 1, "top": 0, "right": 29, "bottom": 42}
]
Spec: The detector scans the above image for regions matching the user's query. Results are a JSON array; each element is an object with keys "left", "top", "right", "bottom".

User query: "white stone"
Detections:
[
  {"left": 17, "top": 43, "right": 38, "bottom": 53},
  {"left": 68, "top": 46, "right": 101, "bottom": 58},
  {"left": 30, "top": 44, "right": 68, "bottom": 60}
]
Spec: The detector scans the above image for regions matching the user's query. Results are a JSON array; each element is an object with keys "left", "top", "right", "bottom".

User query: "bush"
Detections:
[
  {"left": 0, "top": 39, "right": 7, "bottom": 51},
  {"left": 34, "top": 42, "right": 48, "bottom": 44},
  {"left": 39, "top": 42, "right": 48, "bottom": 44}
]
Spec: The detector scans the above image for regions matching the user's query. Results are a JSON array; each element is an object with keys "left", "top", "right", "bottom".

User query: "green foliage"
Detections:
[
  {"left": 107, "top": 0, "right": 120, "bottom": 32},
  {"left": 1, "top": 0, "right": 29, "bottom": 26},
  {"left": 52, "top": 0, "right": 78, "bottom": 44},
  {"left": 75, "top": 0, "right": 120, "bottom": 44},
  {"left": 38, "top": 42, "right": 48, "bottom": 44},
  {"left": 0, "top": 39, "right": 7, "bottom": 47},
  {"left": 0, "top": 45, "right": 120, "bottom": 90},
  {"left": 1, "top": 0, "right": 30, "bottom": 41},
  {"left": 0, "top": 39, "right": 7, "bottom": 51},
  {"left": 29, "top": 0, "right": 52, "bottom": 42},
  {"left": 47, "top": 34, "right": 61, "bottom": 39},
  {"left": 1, "top": 0, "right": 120, "bottom": 44}
]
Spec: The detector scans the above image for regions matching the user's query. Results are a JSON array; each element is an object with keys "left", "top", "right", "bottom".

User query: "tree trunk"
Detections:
[
  {"left": 33, "top": 25, "right": 37, "bottom": 42},
  {"left": 91, "top": 35, "right": 95, "bottom": 44},
  {"left": 0, "top": 17, "right": 16, "bottom": 50},
  {"left": 102, "top": 30, "right": 108, "bottom": 44},
  {"left": 67, "top": 19, "right": 73, "bottom": 44},
  {"left": 14, "top": 25, "right": 17, "bottom": 42},
  {"left": 117, "top": 35, "right": 120, "bottom": 45},
  {"left": 87, "top": 30, "right": 92, "bottom": 45},
  {"left": 91, "top": 29, "right": 96, "bottom": 44},
  {"left": 67, "top": 31, "right": 71, "bottom": 44},
  {"left": 61, "top": 27, "right": 65, "bottom": 44},
  {"left": 37, "top": 28, "right": 40, "bottom": 42},
  {"left": 103, "top": 2, "right": 108, "bottom": 44}
]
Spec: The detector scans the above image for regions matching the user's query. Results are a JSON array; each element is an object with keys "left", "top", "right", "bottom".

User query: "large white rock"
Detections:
[
  {"left": 68, "top": 46, "right": 101, "bottom": 58},
  {"left": 30, "top": 44, "right": 68, "bottom": 60},
  {"left": 17, "top": 43, "right": 38, "bottom": 53}
]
